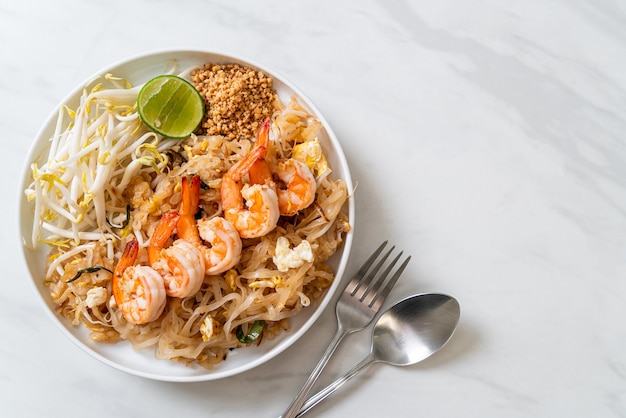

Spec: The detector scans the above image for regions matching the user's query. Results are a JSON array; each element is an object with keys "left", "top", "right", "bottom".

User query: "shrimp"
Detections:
[
  {"left": 274, "top": 158, "right": 317, "bottom": 216},
  {"left": 149, "top": 210, "right": 206, "bottom": 298},
  {"left": 197, "top": 217, "right": 242, "bottom": 274},
  {"left": 112, "top": 239, "right": 167, "bottom": 324},
  {"left": 221, "top": 118, "right": 280, "bottom": 239},
  {"left": 177, "top": 175, "right": 242, "bottom": 275}
]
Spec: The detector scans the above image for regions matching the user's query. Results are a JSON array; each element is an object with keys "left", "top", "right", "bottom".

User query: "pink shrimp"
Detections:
[
  {"left": 149, "top": 211, "right": 206, "bottom": 298},
  {"left": 221, "top": 119, "right": 280, "bottom": 238},
  {"left": 273, "top": 158, "right": 317, "bottom": 216},
  {"left": 177, "top": 175, "right": 242, "bottom": 275},
  {"left": 112, "top": 239, "right": 167, "bottom": 324}
]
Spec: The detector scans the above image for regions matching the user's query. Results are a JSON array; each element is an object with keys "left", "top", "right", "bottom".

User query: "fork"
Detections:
[{"left": 281, "top": 241, "right": 411, "bottom": 418}]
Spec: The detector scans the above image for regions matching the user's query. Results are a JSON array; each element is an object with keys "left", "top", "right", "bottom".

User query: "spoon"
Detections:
[{"left": 294, "top": 293, "right": 460, "bottom": 417}]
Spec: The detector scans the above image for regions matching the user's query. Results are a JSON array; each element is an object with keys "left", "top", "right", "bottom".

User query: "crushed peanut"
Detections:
[{"left": 191, "top": 63, "right": 276, "bottom": 140}]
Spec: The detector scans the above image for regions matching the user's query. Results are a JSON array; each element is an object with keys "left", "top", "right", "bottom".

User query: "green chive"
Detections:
[
  {"left": 106, "top": 205, "right": 130, "bottom": 229},
  {"left": 67, "top": 266, "right": 113, "bottom": 283},
  {"left": 236, "top": 320, "right": 267, "bottom": 344}
]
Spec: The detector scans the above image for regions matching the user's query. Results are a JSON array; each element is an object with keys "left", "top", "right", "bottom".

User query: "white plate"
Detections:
[{"left": 18, "top": 49, "right": 354, "bottom": 382}]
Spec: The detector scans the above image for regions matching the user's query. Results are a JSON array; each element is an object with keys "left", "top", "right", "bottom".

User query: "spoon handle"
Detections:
[
  {"left": 281, "top": 325, "right": 348, "bottom": 418},
  {"left": 294, "top": 354, "right": 376, "bottom": 417}
]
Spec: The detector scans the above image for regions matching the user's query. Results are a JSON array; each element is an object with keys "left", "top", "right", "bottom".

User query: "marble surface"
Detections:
[{"left": 2, "top": 0, "right": 625, "bottom": 416}]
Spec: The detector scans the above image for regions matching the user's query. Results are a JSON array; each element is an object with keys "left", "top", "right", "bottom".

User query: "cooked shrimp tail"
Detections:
[
  {"left": 180, "top": 175, "right": 200, "bottom": 220},
  {"left": 240, "top": 117, "right": 271, "bottom": 178},
  {"left": 147, "top": 211, "right": 180, "bottom": 265},
  {"left": 178, "top": 175, "right": 202, "bottom": 245},
  {"left": 249, "top": 159, "right": 273, "bottom": 186},
  {"left": 113, "top": 239, "right": 139, "bottom": 284}
]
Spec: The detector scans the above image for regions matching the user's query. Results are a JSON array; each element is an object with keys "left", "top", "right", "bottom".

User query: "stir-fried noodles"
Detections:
[{"left": 25, "top": 64, "right": 350, "bottom": 369}]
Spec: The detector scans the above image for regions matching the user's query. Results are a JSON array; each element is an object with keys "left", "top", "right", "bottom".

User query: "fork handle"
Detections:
[
  {"left": 295, "top": 354, "right": 377, "bottom": 417},
  {"left": 281, "top": 325, "right": 348, "bottom": 418}
]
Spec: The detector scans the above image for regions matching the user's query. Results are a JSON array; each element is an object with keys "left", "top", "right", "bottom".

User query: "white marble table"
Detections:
[{"left": 2, "top": 1, "right": 625, "bottom": 417}]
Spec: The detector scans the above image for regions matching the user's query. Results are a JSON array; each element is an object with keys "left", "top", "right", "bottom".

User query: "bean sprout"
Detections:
[{"left": 25, "top": 73, "right": 170, "bottom": 267}]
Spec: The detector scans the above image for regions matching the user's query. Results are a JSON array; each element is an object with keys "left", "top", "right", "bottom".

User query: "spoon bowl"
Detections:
[
  {"left": 294, "top": 293, "right": 460, "bottom": 417},
  {"left": 373, "top": 293, "right": 460, "bottom": 366}
]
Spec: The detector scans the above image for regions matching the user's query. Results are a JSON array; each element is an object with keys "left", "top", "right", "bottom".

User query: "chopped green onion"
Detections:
[
  {"left": 236, "top": 320, "right": 266, "bottom": 344},
  {"left": 67, "top": 265, "right": 113, "bottom": 283}
]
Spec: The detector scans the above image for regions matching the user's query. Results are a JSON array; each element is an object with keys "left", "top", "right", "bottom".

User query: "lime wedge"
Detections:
[{"left": 137, "top": 75, "right": 205, "bottom": 138}]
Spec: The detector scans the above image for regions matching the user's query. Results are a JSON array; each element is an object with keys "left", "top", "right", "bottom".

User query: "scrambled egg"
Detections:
[
  {"left": 292, "top": 139, "right": 329, "bottom": 175},
  {"left": 249, "top": 276, "right": 284, "bottom": 289},
  {"left": 85, "top": 287, "right": 108, "bottom": 308},
  {"left": 200, "top": 316, "right": 221, "bottom": 341},
  {"left": 225, "top": 269, "right": 238, "bottom": 291},
  {"left": 273, "top": 237, "right": 314, "bottom": 272}
]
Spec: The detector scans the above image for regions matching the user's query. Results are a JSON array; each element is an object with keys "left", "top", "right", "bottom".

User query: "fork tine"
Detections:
[
  {"left": 360, "top": 250, "right": 404, "bottom": 304},
  {"left": 344, "top": 241, "right": 387, "bottom": 295},
  {"left": 368, "top": 255, "right": 411, "bottom": 308},
  {"left": 352, "top": 245, "right": 395, "bottom": 300}
]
